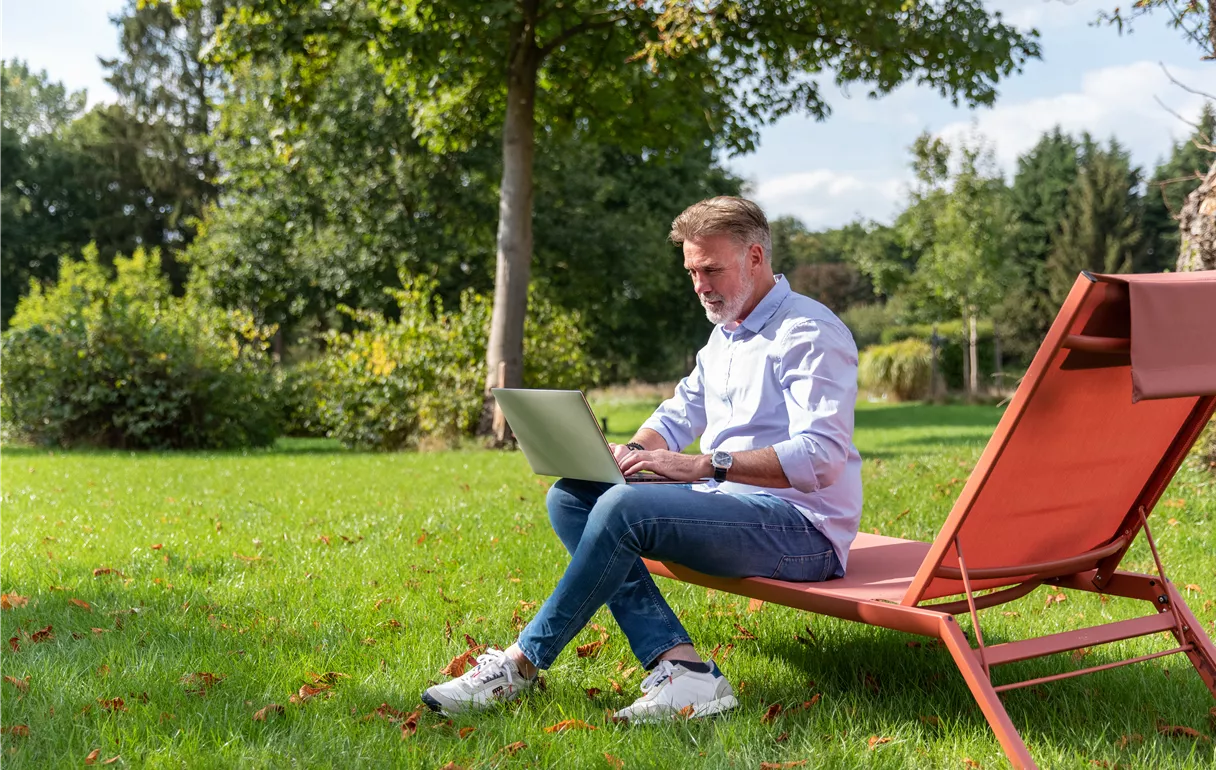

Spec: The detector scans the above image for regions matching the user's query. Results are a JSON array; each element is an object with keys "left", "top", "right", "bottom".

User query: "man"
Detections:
[{"left": 422, "top": 196, "right": 862, "bottom": 722}]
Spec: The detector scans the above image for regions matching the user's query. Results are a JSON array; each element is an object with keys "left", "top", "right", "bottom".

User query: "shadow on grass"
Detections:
[{"left": 0, "top": 437, "right": 353, "bottom": 459}]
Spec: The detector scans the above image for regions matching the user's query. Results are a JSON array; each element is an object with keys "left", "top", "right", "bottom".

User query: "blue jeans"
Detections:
[{"left": 516, "top": 479, "right": 840, "bottom": 671}]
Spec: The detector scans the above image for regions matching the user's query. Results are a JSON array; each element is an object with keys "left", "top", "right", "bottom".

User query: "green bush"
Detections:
[
  {"left": 318, "top": 275, "right": 598, "bottom": 450},
  {"left": 881, "top": 320, "right": 997, "bottom": 391},
  {"left": 838, "top": 302, "right": 894, "bottom": 350},
  {"left": 275, "top": 358, "right": 330, "bottom": 438},
  {"left": 859, "top": 339, "right": 932, "bottom": 401},
  {"left": 1, "top": 246, "right": 280, "bottom": 450}
]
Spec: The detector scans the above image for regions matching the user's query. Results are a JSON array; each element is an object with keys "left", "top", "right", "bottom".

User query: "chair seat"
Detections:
[{"left": 649, "top": 532, "right": 931, "bottom": 605}]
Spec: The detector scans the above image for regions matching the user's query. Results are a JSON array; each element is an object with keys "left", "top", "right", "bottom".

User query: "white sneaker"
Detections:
[
  {"left": 612, "top": 660, "right": 738, "bottom": 723},
  {"left": 421, "top": 648, "right": 535, "bottom": 715}
]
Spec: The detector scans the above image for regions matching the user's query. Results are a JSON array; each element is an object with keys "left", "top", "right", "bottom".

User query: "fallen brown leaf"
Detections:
[
  {"left": 296, "top": 683, "right": 329, "bottom": 701},
  {"left": 775, "top": 732, "right": 789, "bottom": 743},
  {"left": 544, "top": 719, "right": 597, "bottom": 733},
  {"left": 0, "top": 593, "right": 29, "bottom": 610},
  {"left": 307, "top": 671, "right": 350, "bottom": 685},
  {"left": 440, "top": 650, "right": 478, "bottom": 678},
  {"left": 1044, "top": 592, "right": 1067, "bottom": 607},
  {"left": 802, "top": 693, "right": 821, "bottom": 709},
  {"left": 1156, "top": 722, "right": 1210, "bottom": 742},
  {"left": 70, "top": 598, "right": 92, "bottom": 612},
  {"left": 918, "top": 714, "right": 940, "bottom": 727},
  {"left": 610, "top": 679, "right": 622, "bottom": 693},
  {"left": 31, "top": 625, "right": 53, "bottom": 643},
  {"left": 604, "top": 752, "right": 624, "bottom": 769},
  {"left": 182, "top": 672, "right": 225, "bottom": 696},
  {"left": 577, "top": 640, "right": 605, "bottom": 658},
  {"left": 1185, "top": 584, "right": 1203, "bottom": 593},
  {"left": 101, "top": 757, "right": 120, "bottom": 766},
  {"left": 759, "top": 762, "right": 806, "bottom": 769},
  {"left": 85, "top": 748, "right": 102, "bottom": 764},
  {"left": 585, "top": 687, "right": 601, "bottom": 699},
  {"left": 677, "top": 704, "right": 695, "bottom": 719},
  {"left": 151, "top": 544, "right": 163, "bottom": 550},
  {"left": 93, "top": 567, "right": 123, "bottom": 578},
  {"left": 439, "top": 764, "right": 466, "bottom": 770},
  {"left": 963, "top": 759, "right": 982, "bottom": 769},
  {"left": 619, "top": 665, "right": 638, "bottom": 679},
  {"left": 496, "top": 741, "right": 527, "bottom": 757},
  {"left": 868, "top": 735, "right": 893, "bottom": 749},
  {"left": 252, "top": 703, "right": 284, "bottom": 721},
  {"left": 400, "top": 709, "right": 422, "bottom": 738},
  {"left": 1115, "top": 733, "right": 1143, "bottom": 750},
  {"left": 97, "top": 697, "right": 126, "bottom": 712},
  {"left": 0, "top": 725, "right": 30, "bottom": 737},
  {"left": 733, "top": 623, "right": 757, "bottom": 640},
  {"left": 8, "top": 636, "right": 19, "bottom": 652},
  {"left": 748, "top": 598, "right": 765, "bottom": 613},
  {"left": 3, "top": 675, "right": 30, "bottom": 693},
  {"left": 761, "top": 703, "right": 783, "bottom": 723}
]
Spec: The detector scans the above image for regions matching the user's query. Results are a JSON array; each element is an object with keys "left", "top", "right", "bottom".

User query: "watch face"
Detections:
[{"left": 712, "top": 450, "right": 733, "bottom": 469}]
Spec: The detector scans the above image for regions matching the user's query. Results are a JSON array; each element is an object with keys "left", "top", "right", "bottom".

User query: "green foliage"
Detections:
[
  {"left": 1143, "top": 104, "right": 1215, "bottom": 271},
  {"left": 275, "top": 358, "right": 331, "bottom": 438},
  {"left": 317, "top": 276, "right": 597, "bottom": 450},
  {"left": 838, "top": 302, "right": 898, "bottom": 351},
  {"left": 881, "top": 321, "right": 997, "bottom": 392},
  {"left": 858, "top": 339, "right": 932, "bottom": 401},
  {"left": 1, "top": 245, "right": 280, "bottom": 449},
  {"left": 1046, "top": 138, "right": 1143, "bottom": 304}
]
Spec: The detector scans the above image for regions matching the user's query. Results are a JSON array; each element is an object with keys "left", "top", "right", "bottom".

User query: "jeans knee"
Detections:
[{"left": 587, "top": 484, "right": 647, "bottom": 540}]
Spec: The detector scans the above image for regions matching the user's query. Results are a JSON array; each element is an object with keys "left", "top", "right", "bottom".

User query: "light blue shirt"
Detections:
[{"left": 641, "top": 276, "right": 863, "bottom": 575}]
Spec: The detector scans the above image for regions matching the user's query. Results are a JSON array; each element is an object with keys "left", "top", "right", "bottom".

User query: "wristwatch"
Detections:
[
  {"left": 710, "top": 449, "right": 733, "bottom": 482},
  {"left": 625, "top": 442, "right": 645, "bottom": 451}
]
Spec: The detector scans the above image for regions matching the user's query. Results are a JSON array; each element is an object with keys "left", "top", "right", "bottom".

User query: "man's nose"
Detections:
[{"left": 691, "top": 273, "right": 711, "bottom": 294}]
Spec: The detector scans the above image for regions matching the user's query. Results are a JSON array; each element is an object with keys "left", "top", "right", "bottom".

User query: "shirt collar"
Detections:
[{"left": 734, "top": 275, "right": 789, "bottom": 335}]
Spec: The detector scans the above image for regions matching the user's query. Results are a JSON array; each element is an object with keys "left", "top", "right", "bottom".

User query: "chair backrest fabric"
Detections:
[{"left": 904, "top": 273, "right": 1216, "bottom": 604}]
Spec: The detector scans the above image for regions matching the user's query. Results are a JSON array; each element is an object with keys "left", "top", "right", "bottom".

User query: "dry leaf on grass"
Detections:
[
  {"left": 733, "top": 623, "right": 757, "bottom": 640},
  {"left": 439, "top": 763, "right": 466, "bottom": 770},
  {"left": 31, "top": 625, "right": 53, "bottom": 643},
  {"left": 97, "top": 697, "right": 126, "bottom": 712},
  {"left": 577, "top": 640, "right": 605, "bottom": 658},
  {"left": 677, "top": 705, "right": 695, "bottom": 719},
  {"left": 4, "top": 675, "right": 29, "bottom": 692},
  {"left": 867, "top": 736, "right": 893, "bottom": 749},
  {"left": 801, "top": 693, "right": 821, "bottom": 709},
  {"left": 458, "top": 726, "right": 476, "bottom": 739},
  {"left": 610, "top": 680, "right": 622, "bottom": 693},
  {"left": 1, "top": 593, "right": 29, "bottom": 610},
  {"left": 544, "top": 719, "right": 597, "bottom": 733},
  {"left": 585, "top": 687, "right": 601, "bottom": 699},
  {"left": 440, "top": 650, "right": 478, "bottom": 678},
  {"left": 495, "top": 741, "right": 527, "bottom": 758},
  {"left": 963, "top": 759, "right": 982, "bottom": 769},
  {"left": 0, "top": 725, "right": 30, "bottom": 737},
  {"left": 252, "top": 703, "right": 284, "bottom": 721},
  {"left": 1115, "top": 733, "right": 1143, "bottom": 750},
  {"left": 1044, "top": 592, "right": 1067, "bottom": 607},
  {"left": 918, "top": 714, "right": 940, "bottom": 727},
  {"left": 181, "top": 672, "right": 225, "bottom": 696},
  {"left": 1185, "top": 584, "right": 1203, "bottom": 593},
  {"left": 1156, "top": 722, "right": 1210, "bottom": 742},
  {"left": 8, "top": 636, "right": 20, "bottom": 652},
  {"left": 761, "top": 703, "right": 783, "bottom": 723},
  {"left": 748, "top": 598, "right": 765, "bottom": 613},
  {"left": 85, "top": 748, "right": 101, "bottom": 764},
  {"left": 604, "top": 752, "right": 624, "bottom": 769},
  {"left": 775, "top": 732, "right": 789, "bottom": 743},
  {"left": 759, "top": 761, "right": 807, "bottom": 769},
  {"left": 399, "top": 709, "right": 422, "bottom": 738}
]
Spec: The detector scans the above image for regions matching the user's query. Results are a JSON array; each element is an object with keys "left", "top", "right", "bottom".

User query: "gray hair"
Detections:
[{"left": 669, "top": 196, "right": 771, "bottom": 264}]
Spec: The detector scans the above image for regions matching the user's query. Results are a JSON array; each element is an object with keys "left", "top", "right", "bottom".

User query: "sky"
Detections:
[{"left": 3, "top": 0, "right": 1211, "bottom": 230}]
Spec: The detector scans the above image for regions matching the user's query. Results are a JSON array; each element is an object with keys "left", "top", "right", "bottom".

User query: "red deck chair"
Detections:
[{"left": 643, "top": 272, "right": 1216, "bottom": 769}]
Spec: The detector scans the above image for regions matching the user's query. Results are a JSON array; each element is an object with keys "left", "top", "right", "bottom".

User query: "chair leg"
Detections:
[
  {"left": 938, "top": 616, "right": 1038, "bottom": 770},
  {"left": 1165, "top": 582, "right": 1216, "bottom": 698}
]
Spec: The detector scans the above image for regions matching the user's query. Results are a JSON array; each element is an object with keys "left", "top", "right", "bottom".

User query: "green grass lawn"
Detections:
[{"left": 2, "top": 401, "right": 1214, "bottom": 768}]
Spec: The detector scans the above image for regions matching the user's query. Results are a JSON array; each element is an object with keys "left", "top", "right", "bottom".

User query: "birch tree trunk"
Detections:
[{"left": 481, "top": 5, "right": 539, "bottom": 444}]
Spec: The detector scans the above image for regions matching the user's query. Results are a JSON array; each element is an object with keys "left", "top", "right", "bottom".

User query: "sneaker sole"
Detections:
[
  {"left": 420, "top": 690, "right": 447, "bottom": 715},
  {"left": 618, "top": 694, "right": 739, "bottom": 724}
]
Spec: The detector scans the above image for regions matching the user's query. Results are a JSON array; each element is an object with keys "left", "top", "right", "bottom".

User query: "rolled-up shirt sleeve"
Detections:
[
  {"left": 641, "top": 351, "right": 708, "bottom": 452},
  {"left": 771, "top": 320, "right": 858, "bottom": 494}
]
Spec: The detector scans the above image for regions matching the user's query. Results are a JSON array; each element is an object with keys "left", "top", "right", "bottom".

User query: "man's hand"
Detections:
[{"left": 617, "top": 448, "right": 712, "bottom": 482}]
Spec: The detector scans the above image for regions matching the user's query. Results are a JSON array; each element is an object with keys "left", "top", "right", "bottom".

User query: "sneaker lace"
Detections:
[
  {"left": 639, "top": 661, "right": 675, "bottom": 694},
  {"left": 468, "top": 648, "right": 516, "bottom": 687}
]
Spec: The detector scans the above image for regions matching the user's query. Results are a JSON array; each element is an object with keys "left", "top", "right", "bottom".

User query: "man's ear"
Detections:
[{"left": 747, "top": 243, "right": 766, "bottom": 270}]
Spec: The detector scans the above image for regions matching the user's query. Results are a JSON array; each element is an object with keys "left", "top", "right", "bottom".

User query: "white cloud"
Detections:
[
  {"left": 752, "top": 170, "right": 908, "bottom": 228},
  {"left": 936, "top": 60, "right": 1209, "bottom": 173}
]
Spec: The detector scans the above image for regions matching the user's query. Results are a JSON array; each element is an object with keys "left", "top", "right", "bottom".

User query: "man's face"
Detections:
[{"left": 683, "top": 234, "right": 756, "bottom": 324}]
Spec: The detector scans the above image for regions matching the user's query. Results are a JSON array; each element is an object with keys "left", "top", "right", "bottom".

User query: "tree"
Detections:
[
  {"left": 1101, "top": 1, "right": 1214, "bottom": 272},
  {"left": 199, "top": 0, "right": 1040, "bottom": 440},
  {"left": 101, "top": 0, "right": 225, "bottom": 287},
  {"left": 1045, "top": 138, "right": 1143, "bottom": 303},
  {"left": 1143, "top": 103, "right": 1215, "bottom": 271},
  {"left": 901, "top": 132, "right": 1019, "bottom": 397}
]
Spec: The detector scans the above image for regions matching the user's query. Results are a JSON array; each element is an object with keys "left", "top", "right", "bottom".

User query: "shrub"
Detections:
[
  {"left": 838, "top": 302, "right": 895, "bottom": 350},
  {"left": 1, "top": 246, "right": 280, "bottom": 450},
  {"left": 881, "top": 320, "right": 996, "bottom": 391},
  {"left": 275, "top": 358, "right": 330, "bottom": 438},
  {"left": 318, "top": 275, "right": 597, "bottom": 450},
  {"left": 859, "top": 339, "right": 932, "bottom": 401}
]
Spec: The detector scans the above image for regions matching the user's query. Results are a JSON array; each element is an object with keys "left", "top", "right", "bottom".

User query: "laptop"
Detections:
[{"left": 491, "top": 388, "right": 694, "bottom": 484}]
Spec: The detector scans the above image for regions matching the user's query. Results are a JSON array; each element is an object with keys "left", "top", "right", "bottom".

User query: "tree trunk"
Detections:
[
  {"left": 1176, "top": 158, "right": 1216, "bottom": 272},
  {"left": 480, "top": 5, "right": 540, "bottom": 443}
]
